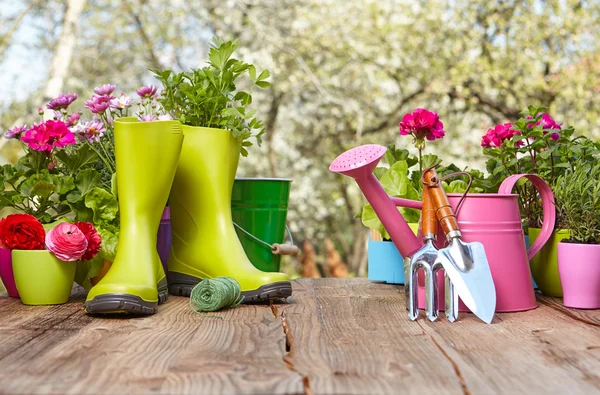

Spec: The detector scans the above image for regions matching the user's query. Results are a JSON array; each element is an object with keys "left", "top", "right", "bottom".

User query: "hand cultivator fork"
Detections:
[{"left": 404, "top": 172, "right": 458, "bottom": 322}]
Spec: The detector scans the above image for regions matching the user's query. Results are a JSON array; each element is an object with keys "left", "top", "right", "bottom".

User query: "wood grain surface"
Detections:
[{"left": 1, "top": 279, "right": 599, "bottom": 394}]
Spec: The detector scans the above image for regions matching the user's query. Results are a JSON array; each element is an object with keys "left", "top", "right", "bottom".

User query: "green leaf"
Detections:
[
  {"left": 257, "top": 69, "right": 270, "bottom": 81},
  {"left": 379, "top": 161, "right": 410, "bottom": 196},
  {"left": 248, "top": 65, "right": 257, "bottom": 81},
  {"left": 84, "top": 187, "right": 119, "bottom": 225},
  {"left": 67, "top": 169, "right": 102, "bottom": 203},
  {"left": 53, "top": 175, "right": 75, "bottom": 195},
  {"left": 55, "top": 144, "right": 99, "bottom": 175},
  {"left": 31, "top": 182, "right": 55, "bottom": 199},
  {"left": 98, "top": 227, "right": 119, "bottom": 262},
  {"left": 361, "top": 204, "right": 389, "bottom": 239},
  {"left": 255, "top": 81, "right": 271, "bottom": 89}
]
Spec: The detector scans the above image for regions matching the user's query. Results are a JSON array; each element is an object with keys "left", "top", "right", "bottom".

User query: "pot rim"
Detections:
[{"left": 234, "top": 177, "right": 293, "bottom": 182}]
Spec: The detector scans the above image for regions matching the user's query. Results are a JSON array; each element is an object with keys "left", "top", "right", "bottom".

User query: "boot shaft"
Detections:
[{"left": 114, "top": 117, "right": 184, "bottom": 237}]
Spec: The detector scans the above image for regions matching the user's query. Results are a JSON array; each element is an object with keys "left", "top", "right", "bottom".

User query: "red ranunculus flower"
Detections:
[
  {"left": 0, "top": 214, "right": 46, "bottom": 250},
  {"left": 75, "top": 222, "right": 102, "bottom": 261}
]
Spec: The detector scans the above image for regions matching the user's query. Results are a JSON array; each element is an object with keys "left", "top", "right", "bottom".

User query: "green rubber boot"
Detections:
[
  {"left": 85, "top": 118, "right": 184, "bottom": 315},
  {"left": 167, "top": 126, "right": 292, "bottom": 303}
]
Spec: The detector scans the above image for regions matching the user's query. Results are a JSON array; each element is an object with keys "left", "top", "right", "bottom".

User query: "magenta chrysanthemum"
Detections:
[
  {"left": 47, "top": 93, "right": 78, "bottom": 110},
  {"left": 21, "top": 120, "right": 76, "bottom": 152},
  {"left": 399, "top": 108, "right": 446, "bottom": 142},
  {"left": 66, "top": 112, "right": 82, "bottom": 127},
  {"left": 85, "top": 95, "right": 114, "bottom": 114},
  {"left": 136, "top": 85, "right": 158, "bottom": 98},
  {"left": 82, "top": 119, "right": 106, "bottom": 143},
  {"left": 93, "top": 84, "right": 116, "bottom": 96},
  {"left": 138, "top": 114, "right": 157, "bottom": 122},
  {"left": 109, "top": 94, "right": 134, "bottom": 110},
  {"left": 3, "top": 125, "right": 28, "bottom": 140}
]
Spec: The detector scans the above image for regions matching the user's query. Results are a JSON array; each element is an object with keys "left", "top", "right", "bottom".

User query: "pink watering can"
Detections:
[{"left": 329, "top": 145, "right": 555, "bottom": 313}]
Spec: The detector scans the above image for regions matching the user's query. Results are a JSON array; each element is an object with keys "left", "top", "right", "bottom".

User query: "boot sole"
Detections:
[
  {"left": 85, "top": 278, "right": 168, "bottom": 315},
  {"left": 168, "top": 272, "right": 292, "bottom": 303}
]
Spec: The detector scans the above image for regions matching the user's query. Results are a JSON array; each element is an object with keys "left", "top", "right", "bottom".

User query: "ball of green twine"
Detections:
[{"left": 189, "top": 277, "right": 244, "bottom": 313}]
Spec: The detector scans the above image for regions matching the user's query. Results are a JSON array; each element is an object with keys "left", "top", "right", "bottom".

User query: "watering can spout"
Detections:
[{"left": 329, "top": 145, "right": 423, "bottom": 257}]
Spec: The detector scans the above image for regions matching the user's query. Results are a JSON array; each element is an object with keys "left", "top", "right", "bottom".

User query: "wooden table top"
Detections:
[{"left": 1, "top": 278, "right": 599, "bottom": 394}]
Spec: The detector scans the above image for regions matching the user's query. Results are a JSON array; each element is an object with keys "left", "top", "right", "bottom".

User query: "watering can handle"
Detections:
[{"left": 498, "top": 174, "right": 556, "bottom": 260}]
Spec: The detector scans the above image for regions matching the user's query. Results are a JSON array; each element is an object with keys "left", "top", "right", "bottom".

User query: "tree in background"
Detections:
[{"left": 1, "top": 0, "right": 599, "bottom": 276}]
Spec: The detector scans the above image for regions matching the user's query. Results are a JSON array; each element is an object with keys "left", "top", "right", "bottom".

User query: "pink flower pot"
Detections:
[
  {"left": 558, "top": 242, "right": 600, "bottom": 309},
  {"left": 0, "top": 248, "right": 19, "bottom": 298}
]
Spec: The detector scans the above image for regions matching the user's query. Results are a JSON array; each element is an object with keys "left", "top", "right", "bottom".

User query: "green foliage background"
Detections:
[{"left": 1, "top": 0, "right": 599, "bottom": 277}]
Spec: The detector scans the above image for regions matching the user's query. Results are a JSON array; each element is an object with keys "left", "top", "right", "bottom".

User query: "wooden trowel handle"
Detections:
[
  {"left": 423, "top": 168, "right": 460, "bottom": 235},
  {"left": 421, "top": 183, "right": 437, "bottom": 237}
]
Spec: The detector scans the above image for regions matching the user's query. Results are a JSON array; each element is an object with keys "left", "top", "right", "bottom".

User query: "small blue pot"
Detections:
[{"left": 367, "top": 238, "right": 405, "bottom": 284}]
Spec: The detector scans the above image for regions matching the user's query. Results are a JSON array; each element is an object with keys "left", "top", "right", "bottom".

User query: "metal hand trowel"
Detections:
[{"left": 424, "top": 167, "right": 496, "bottom": 324}]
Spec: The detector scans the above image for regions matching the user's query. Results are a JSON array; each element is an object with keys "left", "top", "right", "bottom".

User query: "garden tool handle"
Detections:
[
  {"left": 421, "top": 183, "right": 437, "bottom": 240},
  {"left": 423, "top": 168, "right": 460, "bottom": 236},
  {"left": 272, "top": 243, "right": 300, "bottom": 256}
]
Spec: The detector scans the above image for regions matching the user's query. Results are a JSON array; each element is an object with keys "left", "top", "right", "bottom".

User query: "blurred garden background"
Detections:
[{"left": 1, "top": 0, "right": 599, "bottom": 280}]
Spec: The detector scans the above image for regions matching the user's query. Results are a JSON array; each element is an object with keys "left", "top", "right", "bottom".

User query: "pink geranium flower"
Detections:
[
  {"left": 82, "top": 119, "right": 106, "bottom": 143},
  {"left": 399, "top": 108, "right": 446, "bottom": 142},
  {"left": 526, "top": 113, "right": 562, "bottom": 141},
  {"left": 21, "top": 120, "right": 76, "bottom": 152},
  {"left": 45, "top": 222, "right": 88, "bottom": 262},
  {"left": 47, "top": 93, "right": 78, "bottom": 110},
  {"left": 136, "top": 85, "right": 158, "bottom": 99},
  {"left": 481, "top": 123, "right": 523, "bottom": 148},
  {"left": 3, "top": 125, "right": 28, "bottom": 139},
  {"left": 93, "top": 84, "right": 116, "bottom": 96},
  {"left": 85, "top": 95, "right": 114, "bottom": 114}
]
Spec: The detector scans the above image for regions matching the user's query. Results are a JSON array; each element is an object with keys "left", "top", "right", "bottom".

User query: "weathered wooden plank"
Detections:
[
  {"left": 0, "top": 292, "right": 303, "bottom": 395},
  {"left": 282, "top": 278, "right": 467, "bottom": 394},
  {"left": 419, "top": 295, "right": 600, "bottom": 394},
  {"left": 282, "top": 278, "right": 600, "bottom": 395}
]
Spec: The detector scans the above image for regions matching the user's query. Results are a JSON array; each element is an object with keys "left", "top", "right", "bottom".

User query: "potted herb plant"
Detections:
[
  {"left": 482, "top": 106, "right": 600, "bottom": 296},
  {"left": 151, "top": 38, "right": 292, "bottom": 302},
  {"left": 0, "top": 213, "right": 102, "bottom": 305},
  {"left": 554, "top": 160, "right": 600, "bottom": 309}
]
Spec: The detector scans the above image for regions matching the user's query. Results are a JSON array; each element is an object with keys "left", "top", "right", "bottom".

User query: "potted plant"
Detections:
[
  {"left": 0, "top": 90, "right": 120, "bottom": 290},
  {"left": 482, "top": 105, "right": 600, "bottom": 296},
  {"left": 0, "top": 213, "right": 102, "bottom": 305},
  {"left": 362, "top": 108, "right": 486, "bottom": 284},
  {"left": 151, "top": 38, "right": 292, "bottom": 302},
  {"left": 554, "top": 160, "right": 600, "bottom": 309}
]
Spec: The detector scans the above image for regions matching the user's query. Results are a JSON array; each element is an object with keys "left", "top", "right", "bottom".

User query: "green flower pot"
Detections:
[
  {"left": 529, "top": 228, "right": 570, "bottom": 297},
  {"left": 12, "top": 250, "right": 76, "bottom": 305}
]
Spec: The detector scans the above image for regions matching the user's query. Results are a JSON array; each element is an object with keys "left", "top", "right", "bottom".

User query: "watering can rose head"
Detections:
[{"left": 45, "top": 222, "right": 102, "bottom": 262}]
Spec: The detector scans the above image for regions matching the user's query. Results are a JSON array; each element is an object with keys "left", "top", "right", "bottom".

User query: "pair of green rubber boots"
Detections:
[{"left": 84, "top": 118, "right": 291, "bottom": 315}]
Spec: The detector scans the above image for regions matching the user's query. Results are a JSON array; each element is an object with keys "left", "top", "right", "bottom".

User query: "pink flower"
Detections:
[
  {"left": 109, "top": 94, "right": 134, "bottom": 110},
  {"left": 481, "top": 123, "right": 523, "bottom": 148},
  {"left": 4, "top": 125, "right": 28, "bottom": 139},
  {"left": 138, "top": 114, "right": 157, "bottom": 122},
  {"left": 136, "top": 85, "right": 158, "bottom": 98},
  {"left": 399, "top": 108, "right": 445, "bottom": 141},
  {"left": 21, "top": 120, "right": 76, "bottom": 152},
  {"left": 93, "top": 84, "right": 116, "bottom": 96},
  {"left": 85, "top": 95, "right": 114, "bottom": 114},
  {"left": 158, "top": 113, "right": 172, "bottom": 121},
  {"left": 526, "top": 113, "right": 562, "bottom": 141},
  {"left": 74, "top": 222, "right": 102, "bottom": 261},
  {"left": 539, "top": 114, "right": 562, "bottom": 130},
  {"left": 66, "top": 112, "right": 82, "bottom": 127},
  {"left": 47, "top": 93, "right": 78, "bottom": 110},
  {"left": 82, "top": 119, "right": 106, "bottom": 143},
  {"left": 45, "top": 222, "right": 88, "bottom": 261}
]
